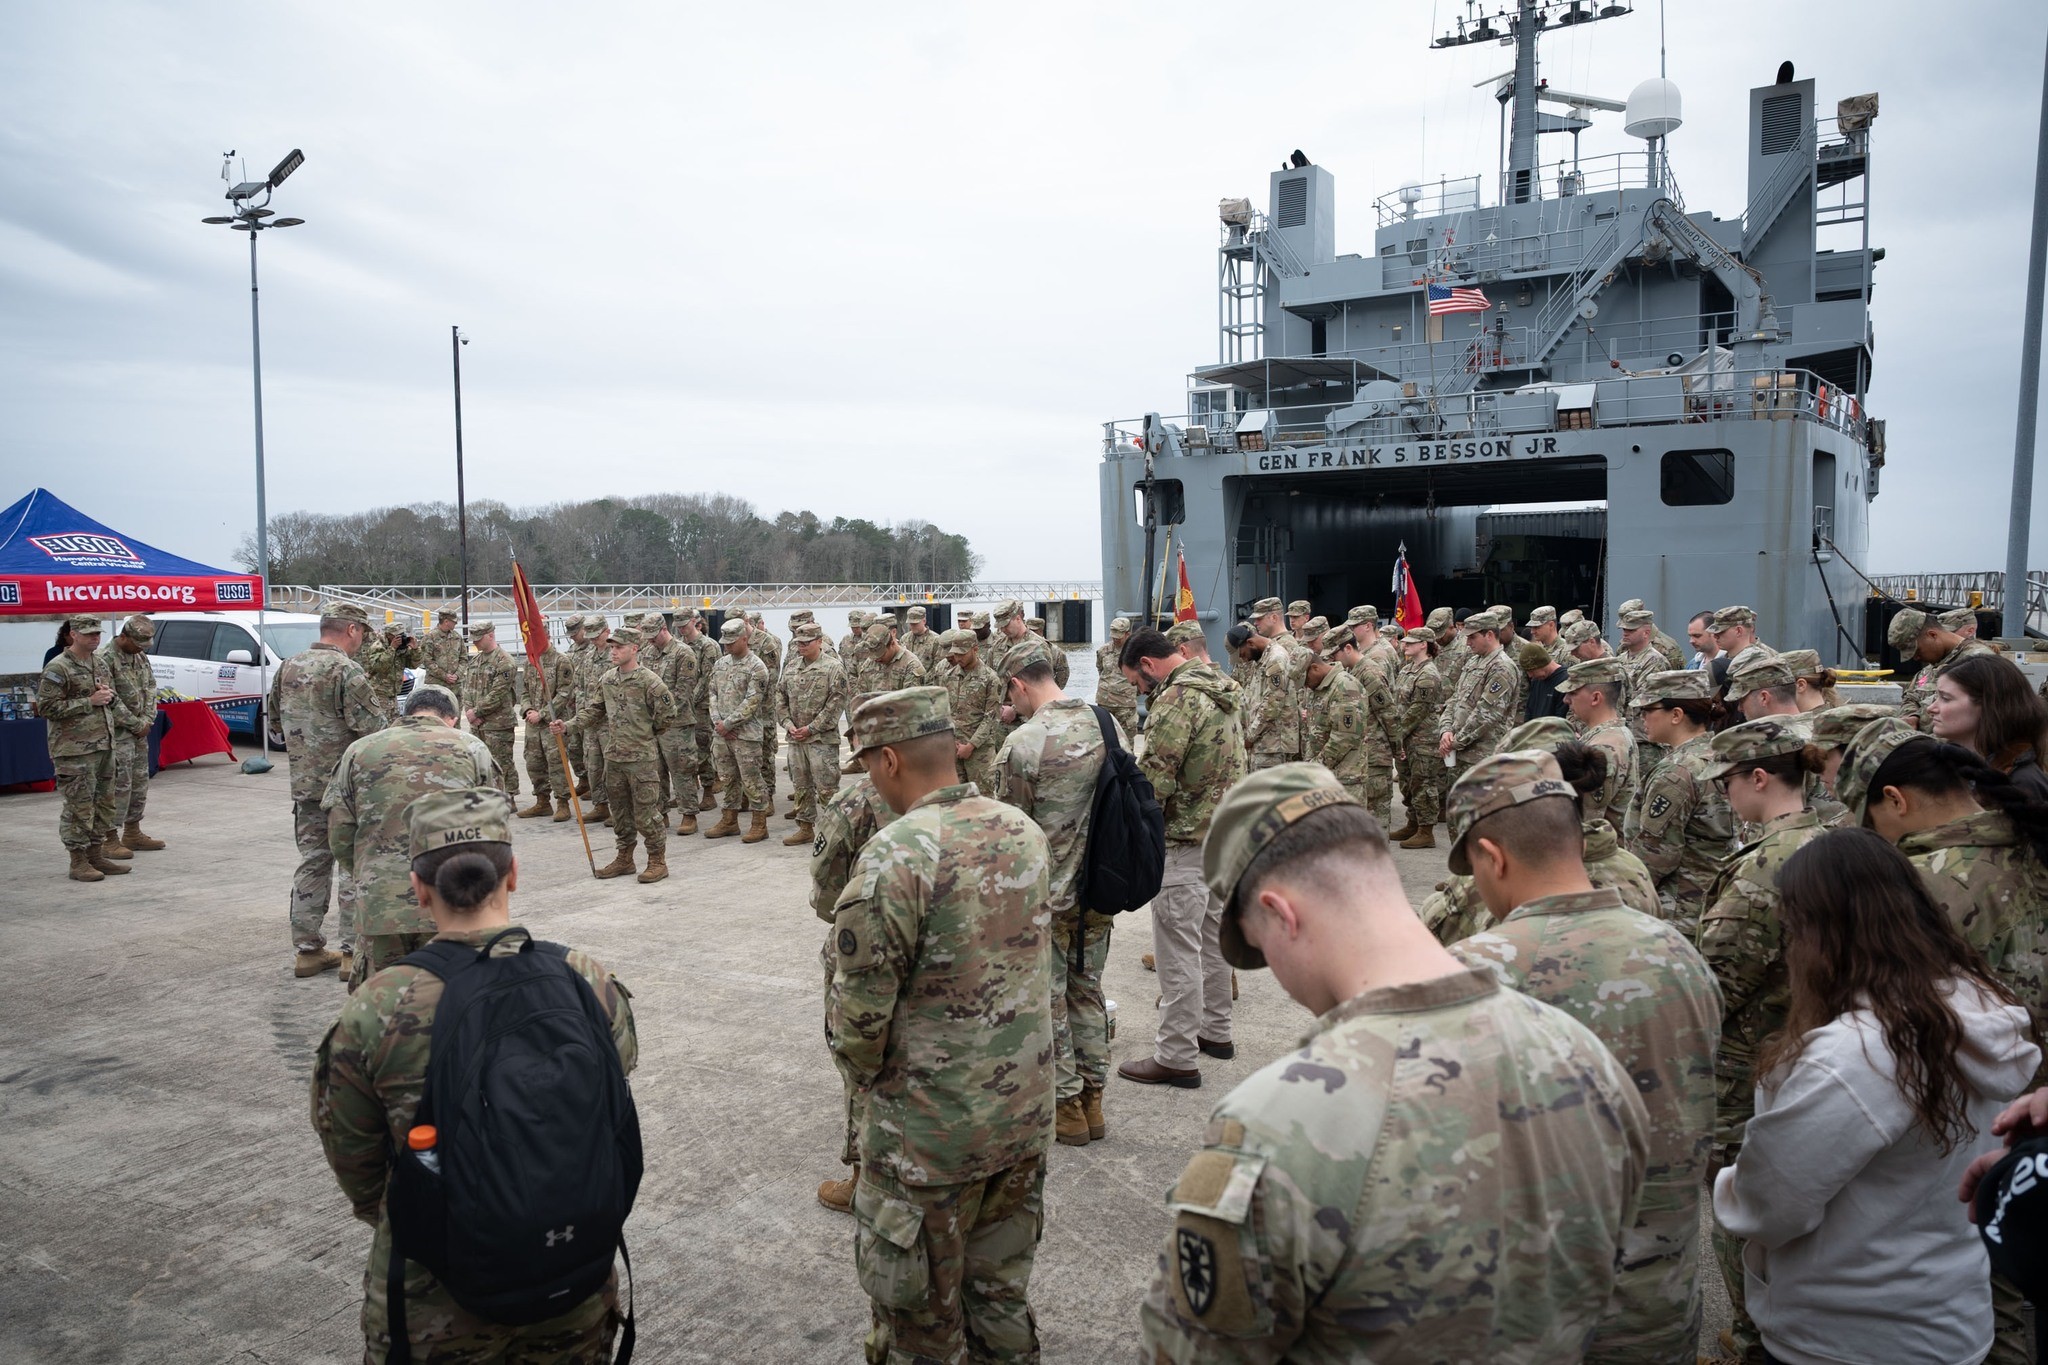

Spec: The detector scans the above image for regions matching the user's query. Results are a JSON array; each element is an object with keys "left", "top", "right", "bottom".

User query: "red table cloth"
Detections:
[{"left": 156, "top": 699, "right": 236, "bottom": 767}]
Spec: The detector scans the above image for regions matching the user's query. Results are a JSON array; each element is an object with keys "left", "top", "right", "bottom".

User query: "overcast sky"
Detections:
[{"left": 2, "top": 1, "right": 2045, "bottom": 583}]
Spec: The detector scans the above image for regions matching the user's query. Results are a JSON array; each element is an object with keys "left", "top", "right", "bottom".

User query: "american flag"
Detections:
[{"left": 1427, "top": 282, "right": 1491, "bottom": 315}]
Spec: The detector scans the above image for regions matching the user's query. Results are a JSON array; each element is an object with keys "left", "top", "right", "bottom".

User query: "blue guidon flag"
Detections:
[{"left": 1426, "top": 282, "right": 1491, "bottom": 315}]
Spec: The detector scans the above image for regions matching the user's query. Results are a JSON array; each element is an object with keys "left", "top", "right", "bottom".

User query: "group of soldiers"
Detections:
[{"left": 36, "top": 612, "right": 170, "bottom": 882}]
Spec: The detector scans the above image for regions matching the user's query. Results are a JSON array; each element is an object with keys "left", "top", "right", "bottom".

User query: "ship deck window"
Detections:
[{"left": 1661, "top": 448, "right": 1735, "bottom": 506}]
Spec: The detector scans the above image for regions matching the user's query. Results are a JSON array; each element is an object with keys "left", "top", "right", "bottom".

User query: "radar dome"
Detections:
[{"left": 1624, "top": 78, "right": 1683, "bottom": 139}]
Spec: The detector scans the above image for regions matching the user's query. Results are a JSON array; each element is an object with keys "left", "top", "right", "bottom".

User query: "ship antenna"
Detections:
[{"left": 1659, "top": 0, "right": 1666, "bottom": 77}]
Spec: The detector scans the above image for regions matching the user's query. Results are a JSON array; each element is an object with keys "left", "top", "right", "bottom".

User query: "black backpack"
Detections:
[
  {"left": 383, "top": 928, "right": 642, "bottom": 1365},
  {"left": 1078, "top": 704, "right": 1166, "bottom": 916}
]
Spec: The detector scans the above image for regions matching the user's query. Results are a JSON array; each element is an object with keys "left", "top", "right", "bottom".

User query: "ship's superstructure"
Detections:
[{"left": 1101, "top": 0, "right": 1882, "bottom": 661}]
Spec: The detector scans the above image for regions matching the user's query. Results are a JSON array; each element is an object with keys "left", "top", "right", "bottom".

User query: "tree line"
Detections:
[{"left": 236, "top": 494, "right": 982, "bottom": 586}]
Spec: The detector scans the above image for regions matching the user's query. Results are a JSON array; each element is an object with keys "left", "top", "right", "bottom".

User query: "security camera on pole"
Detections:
[{"left": 201, "top": 148, "right": 306, "bottom": 775}]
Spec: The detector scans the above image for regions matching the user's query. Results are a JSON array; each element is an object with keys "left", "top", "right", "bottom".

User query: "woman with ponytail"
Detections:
[{"left": 1624, "top": 670, "right": 1736, "bottom": 938}]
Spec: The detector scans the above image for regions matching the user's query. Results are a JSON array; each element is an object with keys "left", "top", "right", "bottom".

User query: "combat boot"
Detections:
[
  {"left": 817, "top": 1173, "right": 855, "bottom": 1214},
  {"left": 1081, "top": 1085, "right": 1106, "bottom": 1140},
  {"left": 553, "top": 799, "right": 571, "bottom": 822},
  {"left": 594, "top": 845, "right": 637, "bottom": 879},
  {"left": 676, "top": 810, "right": 698, "bottom": 836},
  {"left": 591, "top": 802, "right": 611, "bottom": 825},
  {"left": 88, "top": 845, "right": 130, "bottom": 875},
  {"left": 743, "top": 812, "right": 769, "bottom": 844},
  {"left": 638, "top": 838, "right": 669, "bottom": 884},
  {"left": 294, "top": 948, "right": 342, "bottom": 977},
  {"left": 704, "top": 810, "right": 741, "bottom": 839},
  {"left": 68, "top": 848, "right": 104, "bottom": 882},
  {"left": 337, "top": 950, "right": 354, "bottom": 984},
  {"left": 1056, "top": 1096, "right": 1091, "bottom": 1147},
  {"left": 1141, "top": 953, "right": 1155, "bottom": 972},
  {"left": 1386, "top": 816, "right": 1417, "bottom": 843},
  {"left": 122, "top": 822, "right": 166, "bottom": 851},
  {"left": 517, "top": 798, "right": 551, "bottom": 819},
  {"left": 1399, "top": 826, "right": 1437, "bottom": 850},
  {"left": 699, "top": 791, "right": 718, "bottom": 812},
  {"left": 783, "top": 821, "right": 813, "bottom": 848},
  {"left": 99, "top": 833, "right": 133, "bottom": 860},
  {"left": 575, "top": 779, "right": 592, "bottom": 797}
]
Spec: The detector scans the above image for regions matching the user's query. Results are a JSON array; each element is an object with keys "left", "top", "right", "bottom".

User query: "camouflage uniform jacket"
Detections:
[
  {"left": 576, "top": 665, "right": 675, "bottom": 763},
  {"left": 1453, "top": 888, "right": 1722, "bottom": 1362},
  {"left": 827, "top": 782, "right": 1054, "bottom": 1185},
  {"left": 1141, "top": 660, "right": 1249, "bottom": 845},
  {"left": 849, "top": 648, "right": 927, "bottom": 707},
  {"left": 941, "top": 659, "right": 1002, "bottom": 760},
  {"left": 1037, "top": 636, "right": 1070, "bottom": 689},
  {"left": 310, "top": 927, "right": 636, "bottom": 1345},
  {"left": 1651, "top": 628, "right": 1686, "bottom": 671},
  {"left": 748, "top": 626, "right": 782, "bottom": 681},
  {"left": 417, "top": 628, "right": 466, "bottom": 691},
  {"left": 903, "top": 627, "right": 945, "bottom": 676},
  {"left": 1437, "top": 634, "right": 1472, "bottom": 700},
  {"left": 649, "top": 638, "right": 700, "bottom": 726},
  {"left": 1305, "top": 666, "right": 1368, "bottom": 786},
  {"left": 36, "top": 649, "right": 115, "bottom": 755},
  {"left": 358, "top": 632, "right": 405, "bottom": 703},
  {"left": 708, "top": 651, "right": 770, "bottom": 741},
  {"left": 1421, "top": 817, "right": 1660, "bottom": 946},
  {"left": 810, "top": 775, "right": 895, "bottom": 921},
  {"left": 459, "top": 648, "right": 517, "bottom": 732},
  {"left": 686, "top": 636, "right": 718, "bottom": 712},
  {"left": 1095, "top": 641, "right": 1139, "bottom": 711},
  {"left": 1446, "top": 646, "right": 1518, "bottom": 758},
  {"left": 776, "top": 652, "right": 846, "bottom": 741},
  {"left": 1624, "top": 731, "right": 1734, "bottom": 937},
  {"left": 1901, "top": 808, "right": 2048, "bottom": 1043},
  {"left": 518, "top": 647, "right": 577, "bottom": 723},
  {"left": 1242, "top": 638, "right": 1300, "bottom": 756},
  {"left": 1388, "top": 656, "right": 1445, "bottom": 755},
  {"left": 1901, "top": 638, "right": 1998, "bottom": 730},
  {"left": 323, "top": 718, "right": 499, "bottom": 937},
  {"left": 95, "top": 640, "right": 155, "bottom": 738},
  {"left": 993, "top": 698, "right": 1124, "bottom": 917},
  {"left": 269, "top": 644, "right": 385, "bottom": 802},
  {"left": 558, "top": 642, "right": 589, "bottom": 723},
  {"left": 1138, "top": 968, "right": 1649, "bottom": 1363},
  {"left": 1582, "top": 720, "right": 1639, "bottom": 829},
  {"left": 572, "top": 643, "right": 615, "bottom": 733},
  {"left": 1697, "top": 809, "right": 1828, "bottom": 1099}
]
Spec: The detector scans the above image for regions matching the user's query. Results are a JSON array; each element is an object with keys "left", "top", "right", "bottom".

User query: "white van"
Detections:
[{"left": 144, "top": 610, "right": 324, "bottom": 739}]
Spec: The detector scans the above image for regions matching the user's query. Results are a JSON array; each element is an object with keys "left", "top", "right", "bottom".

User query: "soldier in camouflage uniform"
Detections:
[
  {"left": 1803, "top": 702, "right": 1896, "bottom": 825},
  {"left": 555, "top": 618, "right": 588, "bottom": 795},
  {"left": 39, "top": 614, "right": 124, "bottom": 882},
  {"left": 1614, "top": 603, "right": 1667, "bottom": 766},
  {"left": 1436, "top": 607, "right": 1518, "bottom": 786},
  {"left": 849, "top": 618, "right": 927, "bottom": 706},
  {"left": 1094, "top": 616, "right": 1140, "bottom": 739},
  {"left": 676, "top": 612, "right": 719, "bottom": 810},
  {"left": 839, "top": 608, "right": 870, "bottom": 661},
  {"left": 1302, "top": 633, "right": 1371, "bottom": 808},
  {"left": 705, "top": 618, "right": 772, "bottom": 842},
  {"left": 1616, "top": 597, "right": 1685, "bottom": 670},
  {"left": 1525, "top": 604, "right": 1570, "bottom": 669},
  {"left": 1330, "top": 627, "right": 1398, "bottom": 828},
  {"left": 994, "top": 649, "right": 1125, "bottom": 1147},
  {"left": 1420, "top": 716, "right": 1662, "bottom": 945},
  {"left": 1386, "top": 626, "right": 1447, "bottom": 845},
  {"left": 357, "top": 623, "right": 411, "bottom": 720},
  {"left": 96, "top": 614, "right": 164, "bottom": 856},
  {"left": 1120, "top": 628, "right": 1248, "bottom": 1086},
  {"left": 1562, "top": 617, "right": 1610, "bottom": 661},
  {"left": 1142, "top": 762, "right": 1649, "bottom": 1361},
  {"left": 1432, "top": 605, "right": 1469, "bottom": 697},
  {"left": 935, "top": 629, "right": 1002, "bottom": 794},
  {"left": 1024, "top": 616, "right": 1069, "bottom": 688},
  {"left": 459, "top": 622, "right": 518, "bottom": 798},
  {"left": 1890, "top": 606, "right": 1999, "bottom": 731},
  {"left": 571, "top": 625, "right": 676, "bottom": 882},
  {"left": 270, "top": 603, "right": 384, "bottom": 977},
  {"left": 311, "top": 788, "right": 636, "bottom": 1364},
  {"left": 893, "top": 607, "right": 936, "bottom": 673},
  {"left": 1708, "top": 603, "right": 1768, "bottom": 661},
  {"left": 572, "top": 617, "right": 613, "bottom": 820},
  {"left": 518, "top": 627, "right": 578, "bottom": 821},
  {"left": 777, "top": 622, "right": 845, "bottom": 846},
  {"left": 745, "top": 611, "right": 783, "bottom": 812},
  {"left": 1557, "top": 655, "right": 1639, "bottom": 827},
  {"left": 1240, "top": 598, "right": 1301, "bottom": 771},
  {"left": 642, "top": 614, "right": 702, "bottom": 833},
  {"left": 1446, "top": 749, "right": 1721, "bottom": 1364},
  {"left": 417, "top": 607, "right": 466, "bottom": 702},
  {"left": 825, "top": 688, "right": 1054, "bottom": 1364},
  {"left": 981, "top": 599, "right": 1030, "bottom": 685},
  {"left": 1624, "top": 669, "right": 1736, "bottom": 934},
  {"left": 324, "top": 685, "right": 497, "bottom": 985}
]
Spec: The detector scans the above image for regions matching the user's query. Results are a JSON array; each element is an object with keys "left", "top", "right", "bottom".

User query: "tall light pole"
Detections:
[
  {"left": 2003, "top": 33, "right": 2048, "bottom": 647},
  {"left": 202, "top": 147, "right": 304, "bottom": 775},
  {"left": 452, "top": 326, "right": 470, "bottom": 625}
]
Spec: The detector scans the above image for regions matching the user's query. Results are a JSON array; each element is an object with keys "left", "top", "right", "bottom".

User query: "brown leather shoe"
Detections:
[
  {"left": 703, "top": 810, "right": 741, "bottom": 839},
  {"left": 68, "top": 848, "right": 104, "bottom": 882},
  {"left": 1081, "top": 1085, "right": 1106, "bottom": 1140},
  {"left": 1386, "top": 817, "right": 1418, "bottom": 843},
  {"left": 1140, "top": 952, "right": 1156, "bottom": 972},
  {"left": 742, "top": 812, "right": 769, "bottom": 844},
  {"left": 517, "top": 799, "right": 550, "bottom": 819},
  {"left": 1198, "top": 1037, "right": 1236, "bottom": 1060},
  {"left": 676, "top": 811, "right": 698, "bottom": 836},
  {"left": 100, "top": 835, "right": 133, "bottom": 860},
  {"left": 1056, "top": 1096, "right": 1091, "bottom": 1147},
  {"left": 1118, "top": 1057, "right": 1200, "bottom": 1089},
  {"left": 594, "top": 847, "right": 637, "bottom": 879},
  {"left": 783, "top": 822, "right": 814, "bottom": 847},
  {"left": 294, "top": 948, "right": 342, "bottom": 978},
  {"left": 553, "top": 800, "right": 571, "bottom": 822},
  {"left": 122, "top": 822, "right": 166, "bottom": 851},
  {"left": 817, "top": 1174, "right": 855, "bottom": 1214},
  {"left": 1399, "top": 827, "right": 1438, "bottom": 850}
]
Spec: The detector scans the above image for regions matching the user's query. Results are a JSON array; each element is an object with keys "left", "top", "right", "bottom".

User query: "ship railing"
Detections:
[
  {"left": 1372, "top": 176, "right": 1485, "bottom": 227},
  {"left": 271, "top": 582, "right": 1104, "bottom": 618},
  {"left": 1371, "top": 154, "right": 1680, "bottom": 228},
  {"left": 1867, "top": 572, "right": 2048, "bottom": 637}
]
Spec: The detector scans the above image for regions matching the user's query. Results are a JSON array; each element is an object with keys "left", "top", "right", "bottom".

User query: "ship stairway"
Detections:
[
  {"left": 1528, "top": 213, "right": 1635, "bottom": 368},
  {"left": 1740, "top": 123, "right": 1816, "bottom": 259},
  {"left": 1248, "top": 226, "right": 1308, "bottom": 279},
  {"left": 1867, "top": 572, "right": 2048, "bottom": 639}
]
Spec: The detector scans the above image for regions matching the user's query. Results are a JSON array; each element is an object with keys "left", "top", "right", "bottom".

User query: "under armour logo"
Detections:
[{"left": 545, "top": 1225, "right": 575, "bottom": 1247}]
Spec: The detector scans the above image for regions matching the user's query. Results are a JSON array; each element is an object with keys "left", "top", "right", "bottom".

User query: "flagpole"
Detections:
[{"left": 513, "top": 548, "right": 598, "bottom": 876}]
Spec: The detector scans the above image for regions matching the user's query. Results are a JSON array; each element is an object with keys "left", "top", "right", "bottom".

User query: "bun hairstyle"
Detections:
[
  {"left": 410, "top": 841, "right": 514, "bottom": 911},
  {"left": 1869, "top": 740, "right": 2048, "bottom": 868},
  {"left": 1549, "top": 740, "right": 1610, "bottom": 812}
]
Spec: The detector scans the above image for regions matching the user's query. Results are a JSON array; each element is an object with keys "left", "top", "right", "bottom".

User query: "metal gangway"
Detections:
[
  {"left": 1867, "top": 571, "right": 2048, "bottom": 637},
  {"left": 268, "top": 580, "right": 1103, "bottom": 622}
]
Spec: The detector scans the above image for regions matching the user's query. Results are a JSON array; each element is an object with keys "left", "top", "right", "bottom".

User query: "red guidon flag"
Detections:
[
  {"left": 1174, "top": 548, "right": 1198, "bottom": 623},
  {"left": 1392, "top": 543, "right": 1425, "bottom": 631},
  {"left": 510, "top": 553, "right": 550, "bottom": 689}
]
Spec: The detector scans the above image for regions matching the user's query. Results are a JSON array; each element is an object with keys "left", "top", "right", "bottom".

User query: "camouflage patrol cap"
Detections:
[
  {"left": 1110, "top": 616, "right": 1132, "bottom": 635},
  {"left": 719, "top": 618, "right": 747, "bottom": 641},
  {"left": 1559, "top": 608, "right": 1586, "bottom": 628},
  {"left": 65, "top": 613, "right": 103, "bottom": 634},
  {"left": 905, "top": 606, "right": 925, "bottom": 622},
  {"left": 1346, "top": 604, "right": 1380, "bottom": 626},
  {"left": 1445, "top": 750, "right": 1578, "bottom": 875},
  {"left": 1618, "top": 597, "right": 1648, "bottom": 615},
  {"left": 1562, "top": 620, "right": 1603, "bottom": 647},
  {"left": 1425, "top": 606, "right": 1455, "bottom": 632},
  {"left": 580, "top": 614, "right": 609, "bottom": 632},
  {"left": 326, "top": 603, "right": 371, "bottom": 627},
  {"left": 1165, "top": 621, "right": 1205, "bottom": 647},
  {"left": 790, "top": 609, "right": 816, "bottom": 624},
  {"left": 1700, "top": 717, "right": 1811, "bottom": 780},
  {"left": 1630, "top": 668, "right": 1715, "bottom": 708},
  {"left": 1250, "top": 597, "right": 1284, "bottom": 617},
  {"left": 860, "top": 620, "right": 895, "bottom": 656},
  {"left": 999, "top": 637, "right": 1055, "bottom": 680},
  {"left": 1526, "top": 605, "right": 1557, "bottom": 627},
  {"left": 1201, "top": 761, "right": 1360, "bottom": 970},
  {"left": 1516, "top": 641, "right": 1554, "bottom": 672},
  {"left": 466, "top": 621, "right": 496, "bottom": 640},
  {"left": 637, "top": 611, "right": 667, "bottom": 631},
  {"left": 790, "top": 622, "right": 824, "bottom": 644},
  {"left": 1555, "top": 655, "right": 1629, "bottom": 695},
  {"left": 1317, "top": 627, "right": 1354, "bottom": 659},
  {"left": 848, "top": 609, "right": 871, "bottom": 629},
  {"left": 1618, "top": 606, "right": 1655, "bottom": 629},
  {"left": 1710, "top": 604, "right": 1758, "bottom": 632},
  {"left": 610, "top": 625, "right": 642, "bottom": 647},
  {"left": 1025, "top": 616, "right": 1046, "bottom": 631},
  {"left": 966, "top": 610, "right": 990, "bottom": 631},
  {"left": 1779, "top": 648, "right": 1823, "bottom": 679},
  {"left": 1835, "top": 717, "right": 1926, "bottom": 823},
  {"left": 1887, "top": 608, "right": 1931, "bottom": 651},
  {"left": 992, "top": 599, "right": 1023, "bottom": 624},
  {"left": 1465, "top": 608, "right": 1507, "bottom": 633},
  {"left": 1287, "top": 599, "right": 1311, "bottom": 617},
  {"left": 1939, "top": 607, "right": 1978, "bottom": 631},
  {"left": 848, "top": 685, "right": 953, "bottom": 757},
  {"left": 1301, "top": 615, "right": 1329, "bottom": 637},
  {"left": 1807, "top": 702, "right": 1897, "bottom": 752},
  {"left": 1724, "top": 645, "right": 1795, "bottom": 700},
  {"left": 405, "top": 786, "right": 514, "bottom": 860},
  {"left": 437, "top": 607, "right": 458, "bottom": 622},
  {"left": 1401, "top": 627, "right": 1435, "bottom": 643},
  {"left": 939, "top": 627, "right": 977, "bottom": 655},
  {"left": 1498, "top": 716, "right": 1579, "bottom": 754},
  {"left": 119, "top": 615, "right": 154, "bottom": 640},
  {"left": 745, "top": 610, "right": 764, "bottom": 623}
]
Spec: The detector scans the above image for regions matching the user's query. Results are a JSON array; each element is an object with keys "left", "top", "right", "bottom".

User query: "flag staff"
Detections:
[{"left": 511, "top": 548, "right": 597, "bottom": 876}]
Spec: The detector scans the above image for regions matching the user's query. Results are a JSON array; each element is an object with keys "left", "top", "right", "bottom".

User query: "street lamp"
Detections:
[
  {"left": 201, "top": 147, "right": 304, "bottom": 775},
  {"left": 452, "top": 326, "right": 469, "bottom": 625}
]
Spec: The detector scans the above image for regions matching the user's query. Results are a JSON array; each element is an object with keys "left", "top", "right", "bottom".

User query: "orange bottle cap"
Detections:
[{"left": 407, "top": 1125, "right": 438, "bottom": 1151}]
